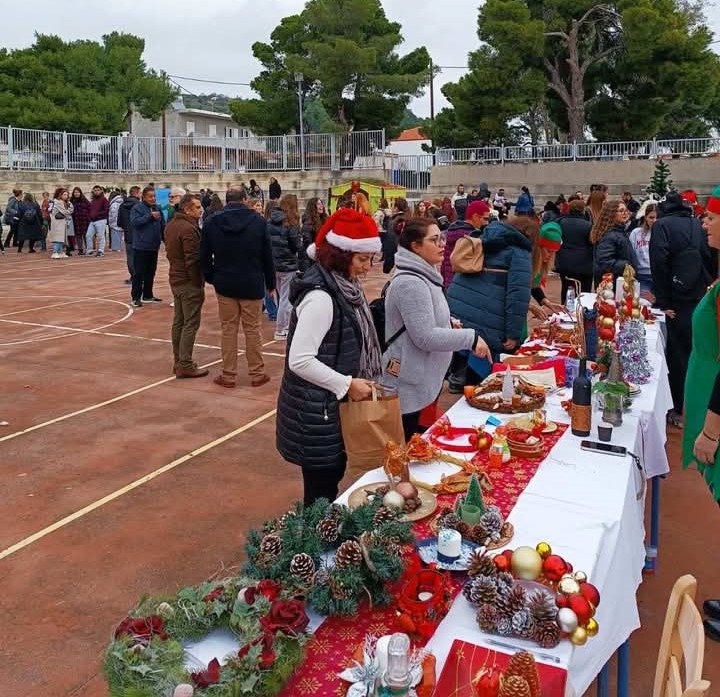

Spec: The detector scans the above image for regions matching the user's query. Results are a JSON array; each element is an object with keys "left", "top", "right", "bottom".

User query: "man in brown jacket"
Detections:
[{"left": 165, "top": 194, "right": 208, "bottom": 378}]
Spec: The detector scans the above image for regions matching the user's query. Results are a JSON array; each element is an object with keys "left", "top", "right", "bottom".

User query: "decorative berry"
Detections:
[{"left": 335, "top": 540, "right": 363, "bottom": 570}]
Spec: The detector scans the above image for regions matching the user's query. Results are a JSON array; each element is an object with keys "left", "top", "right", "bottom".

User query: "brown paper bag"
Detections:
[{"left": 339, "top": 385, "right": 405, "bottom": 479}]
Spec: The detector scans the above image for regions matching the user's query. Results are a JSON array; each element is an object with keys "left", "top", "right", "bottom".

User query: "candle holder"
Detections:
[{"left": 396, "top": 569, "right": 452, "bottom": 641}]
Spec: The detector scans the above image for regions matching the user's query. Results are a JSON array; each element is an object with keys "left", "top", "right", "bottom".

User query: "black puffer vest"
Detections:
[{"left": 276, "top": 264, "right": 362, "bottom": 470}]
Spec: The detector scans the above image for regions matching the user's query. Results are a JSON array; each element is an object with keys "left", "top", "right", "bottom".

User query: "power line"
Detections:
[{"left": 167, "top": 73, "right": 252, "bottom": 87}]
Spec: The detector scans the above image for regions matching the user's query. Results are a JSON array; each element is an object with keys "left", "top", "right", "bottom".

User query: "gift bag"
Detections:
[{"left": 339, "top": 385, "right": 405, "bottom": 479}]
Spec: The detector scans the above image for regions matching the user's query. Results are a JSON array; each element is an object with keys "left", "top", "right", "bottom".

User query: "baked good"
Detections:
[{"left": 466, "top": 374, "right": 546, "bottom": 414}]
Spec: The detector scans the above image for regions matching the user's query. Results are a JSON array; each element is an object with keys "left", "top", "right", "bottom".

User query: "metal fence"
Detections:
[
  {"left": 436, "top": 137, "right": 720, "bottom": 165},
  {"left": 0, "top": 126, "right": 386, "bottom": 173}
]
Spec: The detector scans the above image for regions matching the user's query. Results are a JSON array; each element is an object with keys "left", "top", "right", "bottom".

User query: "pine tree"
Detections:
[
  {"left": 465, "top": 473, "right": 485, "bottom": 513},
  {"left": 647, "top": 160, "right": 673, "bottom": 197}
]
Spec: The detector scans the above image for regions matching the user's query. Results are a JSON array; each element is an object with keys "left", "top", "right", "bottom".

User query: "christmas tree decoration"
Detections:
[
  {"left": 647, "top": 159, "right": 673, "bottom": 197},
  {"left": 505, "top": 651, "right": 541, "bottom": 697},
  {"left": 593, "top": 349, "right": 630, "bottom": 426},
  {"left": 511, "top": 546, "right": 543, "bottom": 580},
  {"left": 619, "top": 265, "right": 642, "bottom": 322},
  {"left": 617, "top": 319, "right": 652, "bottom": 385},
  {"left": 585, "top": 618, "right": 599, "bottom": 637},
  {"left": 535, "top": 542, "right": 552, "bottom": 559}
]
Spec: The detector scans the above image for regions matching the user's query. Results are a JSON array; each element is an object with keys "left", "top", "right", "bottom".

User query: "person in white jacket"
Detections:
[{"left": 108, "top": 191, "right": 125, "bottom": 252}]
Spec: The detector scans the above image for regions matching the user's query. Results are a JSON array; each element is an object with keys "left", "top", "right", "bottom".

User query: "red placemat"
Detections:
[{"left": 434, "top": 639, "right": 567, "bottom": 696}]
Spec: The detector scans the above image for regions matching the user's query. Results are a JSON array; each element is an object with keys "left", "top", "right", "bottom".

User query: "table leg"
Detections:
[
  {"left": 617, "top": 640, "right": 630, "bottom": 697},
  {"left": 597, "top": 662, "right": 610, "bottom": 697},
  {"left": 645, "top": 476, "right": 661, "bottom": 572}
]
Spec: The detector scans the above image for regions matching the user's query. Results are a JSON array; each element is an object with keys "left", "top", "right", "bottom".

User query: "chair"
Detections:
[{"left": 653, "top": 575, "right": 712, "bottom": 697}]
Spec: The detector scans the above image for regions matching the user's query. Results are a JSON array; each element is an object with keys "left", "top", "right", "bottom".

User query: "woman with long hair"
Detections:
[
  {"left": 528, "top": 220, "right": 565, "bottom": 319},
  {"left": 628, "top": 202, "right": 658, "bottom": 296},
  {"left": 276, "top": 208, "right": 381, "bottom": 505},
  {"left": 591, "top": 200, "right": 638, "bottom": 284},
  {"left": 268, "top": 177, "right": 281, "bottom": 201},
  {"left": 587, "top": 187, "right": 608, "bottom": 223},
  {"left": 414, "top": 200, "right": 430, "bottom": 218},
  {"left": 441, "top": 197, "right": 457, "bottom": 224},
  {"left": 202, "top": 194, "right": 224, "bottom": 223},
  {"left": 16, "top": 193, "right": 43, "bottom": 253},
  {"left": 71, "top": 187, "right": 90, "bottom": 254},
  {"left": 382, "top": 197, "right": 409, "bottom": 273},
  {"left": 48, "top": 187, "right": 74, "bottom": 258},
  {"left": 299, "top": 197, "right": 327, "bottom": 272},
  {"left": 268, "top": 193, "right": 301, "bottom": 340},
  {"left": 354, "top": 192, "right": 372, "bottom": 216},
  {"left": 556, "top": 198, "right": 594, "bottom": 303}
]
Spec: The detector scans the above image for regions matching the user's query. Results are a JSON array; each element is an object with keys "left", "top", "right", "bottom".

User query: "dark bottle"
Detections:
[{"left": 571, "top": 358, "right": 592, "bottom": 437}]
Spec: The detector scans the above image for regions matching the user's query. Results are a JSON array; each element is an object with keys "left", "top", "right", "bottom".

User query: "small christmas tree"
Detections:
[
  {"left": 465, "top": 473, "right": 486, "bottom": 514},
  {"left": 617, "top": 320, "right": 652, "bottom": 385},
  {"left": 647, "top": 160, "right": 673, "bottom": 197}
]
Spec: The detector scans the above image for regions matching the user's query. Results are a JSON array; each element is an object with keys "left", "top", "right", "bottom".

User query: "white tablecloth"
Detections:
[{"left": 339, "top": 320, "right": 672, "bottom": 696}]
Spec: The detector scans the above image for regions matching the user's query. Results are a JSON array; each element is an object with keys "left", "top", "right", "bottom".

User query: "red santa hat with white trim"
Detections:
[{"left": 307, "top": 207, "right": 381, "bottom": 260}]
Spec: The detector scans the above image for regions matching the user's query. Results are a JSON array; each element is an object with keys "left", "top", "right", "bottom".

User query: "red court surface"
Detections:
[{"left": 0, "top": 249, "right": 718, "bottom": 696}]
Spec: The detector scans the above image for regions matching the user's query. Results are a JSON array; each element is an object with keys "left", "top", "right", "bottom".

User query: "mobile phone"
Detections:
[{"left": 580, "top": 440, "right": 627, "bottom": 457}]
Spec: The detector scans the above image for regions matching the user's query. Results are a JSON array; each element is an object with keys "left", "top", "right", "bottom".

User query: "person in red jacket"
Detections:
[{"left": 86, "top": 185, "right": 109, "bottom": 257}]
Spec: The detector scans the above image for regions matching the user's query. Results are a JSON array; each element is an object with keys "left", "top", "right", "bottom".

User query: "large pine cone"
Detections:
[
  {"left": 259, "top": 533, "right": 282, "bottom": 559},
  {"left": 437, "top": 510, "right": 460, "bottom": 530},
  {"left": 476, "top": 603, "right": 499, "bottom": 632},
  {"left": 494, "top": 572, "right": 514, "bottom": 597},
  {"left": 289, "top": 552, "right": 316, "bottom": 581},
  {"left": 468, "top": 523, "right": 489, "bottom": 545},
  {"left": 499, "top": 675, "right": 531, "bottom": 697},
  {"left": 335, "top": 540, "right": 363, "bottom": 570},
  {"left": 329, "top": 574, "right": 352, "bottom": 600},
  {"left": 467, "top": 550, "right": 496, "bottom": 578},
  {"left": 507, "top": 584, "right": 528, "bottom": 614},
  {"left": 373, "top": 505, "right": 398, "bottom": 527},
  {"left": 527, "top": 590, "right": 558, "bottom": 623},
  {"left": 511, "top": 609, "right": 536, "bottom": 639},
  {"left": 534, "top": 620, "right": 561, "bottom": 649},
  {"left": 316, "top": 517, "right": 340, "bottom": 544},
  {"left": 505, "top": 651, "right": 540, "bottom": 697},
  {"left": 465, "top": 576, "right": 498, "bottom": 606}
]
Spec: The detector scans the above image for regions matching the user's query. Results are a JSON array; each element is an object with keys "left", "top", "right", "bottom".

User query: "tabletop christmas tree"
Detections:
[{"left": 617, "top": 320, "right": 652, "bottom": 385}]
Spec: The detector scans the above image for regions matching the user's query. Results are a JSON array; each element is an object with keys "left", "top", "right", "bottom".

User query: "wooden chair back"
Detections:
[{"left": 653, "top": 574, "right": 711, "bottom": 697}]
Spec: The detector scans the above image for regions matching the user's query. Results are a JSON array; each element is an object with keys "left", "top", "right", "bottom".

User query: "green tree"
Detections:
[
  {"left": 229, "top": 0, "right": 430, "bottom": 136},
  {"left": 647, "top": 160, "right": 673, "bottom": 197},
  {"left": 0, "top": 33, "right": 175, "bottom": 133}
]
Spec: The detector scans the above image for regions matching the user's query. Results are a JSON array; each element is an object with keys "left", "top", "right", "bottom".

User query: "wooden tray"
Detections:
[{"left": 347, "top": 482, "right": 437, "bottom": 522}]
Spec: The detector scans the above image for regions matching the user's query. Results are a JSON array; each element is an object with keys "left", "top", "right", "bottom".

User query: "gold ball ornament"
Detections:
[
  {"left": 585, "top": 618, "right": 599, "bottom": 637},
  {"left": 632, "top": 308, "right": 642, "bottom": 319},
  {"left": 536, "top": 542, "right": 552, "bottom": 559},
  {"left": 573, "top": 570, "right": 587, "bottom": 584},
  {"left": 570, "top": 626, "right": 588, "bottom": 646},
  {"left": 558, "top": 574, "right": 581, "bottom": 596},
  {"left": 511, "top": 546, "right": 544, "bottom": 580},
  {"left": 601, "top": 316, "right": 615, "bottom": 328}
]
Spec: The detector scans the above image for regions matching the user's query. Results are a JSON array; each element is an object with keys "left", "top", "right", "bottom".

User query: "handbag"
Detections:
[
  {"left": 339, "top": 384, "right": 405, "bottom": 479},
  {"left": 450, "top": 235, "right": 484, "bottom": 273},
  {"left": 54, "top": 210, "right": 65, "bottom": 220}
]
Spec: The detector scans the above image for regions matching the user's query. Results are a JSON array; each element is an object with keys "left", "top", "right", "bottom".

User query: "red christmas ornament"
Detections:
[
  {"left": 473, "top": 667, "right": 501, "bottom": 697},
  {"left": 568, "top": 595, "right": 593, "bottom": 625},
  {"left": 494, "top": 555, "right": 511, "bottom": 572},
  {"left": 502, "top": 549, "right": 514, "bottom": 560},
  {"left": 556, "top": 593, "right": 570, "bottom": 609},
  {"left": 542, "top": 555, "right": 568, "bottom": 582},
  {"left": 580, "top": 582, "right": 601, "bottom": 607}
]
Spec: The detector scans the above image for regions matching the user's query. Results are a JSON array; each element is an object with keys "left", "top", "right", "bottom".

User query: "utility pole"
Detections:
[
  {"left": 295, "top": 72, "right": 305, "bottom": 171},
  {"left": 429, "top": 58, "right": 435, "bottom": 123}
]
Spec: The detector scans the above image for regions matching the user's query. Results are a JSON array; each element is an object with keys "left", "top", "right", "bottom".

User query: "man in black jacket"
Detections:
[
  {"left": 117, "top": 186, "right": 140, "bottom": 284},
  {"left": 650, "top": 192, "right": 715, "bottom": 425},
  {"left": 201, "top": 186, "right": 275, "bottom": 388}
]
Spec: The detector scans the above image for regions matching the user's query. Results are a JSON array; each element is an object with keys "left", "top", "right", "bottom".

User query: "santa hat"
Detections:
[
  {"left": 707, "top": 186, "right": 720, "bottom": 215},
  {"left": 307, "top": 208, "right": 381, "bottom": 260},
  {"left": 539, "top": 221, "right": 563, "bottom": 251}
]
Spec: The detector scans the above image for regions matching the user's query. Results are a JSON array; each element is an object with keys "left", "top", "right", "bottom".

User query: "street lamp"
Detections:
[{"left": 295, "top": 72, "right": 305, "bottom": 171}]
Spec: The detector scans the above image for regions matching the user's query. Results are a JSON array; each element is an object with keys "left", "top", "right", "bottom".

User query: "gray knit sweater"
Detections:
[{"left": 381, "top": 247, "right": 476, "bottom": 414}]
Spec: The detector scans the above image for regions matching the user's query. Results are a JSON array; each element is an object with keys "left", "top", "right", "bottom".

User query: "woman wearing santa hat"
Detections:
[{"left": 276, "top": 208, "right": 382, "bottom": 505}]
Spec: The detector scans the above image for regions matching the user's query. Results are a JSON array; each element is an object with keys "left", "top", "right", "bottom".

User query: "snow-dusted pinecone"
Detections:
[
  {"left": 313, "top": 567, "right": 331, "bottom": 587},
  {"left": 335, "top": 540, "right": 363, "bottom": 569},
  {"left": 373, "top": 505, "right": 399, "bottom": 527},
  {"left": 507, "top": 584, "right": 528, "bottom": 614},
  {"left": 494, "top": 572, "right": 514, "bottom": 597},
  {"left": 259, "top": 533, "right": 282, "bottom": 559},
  {"left": 469, "top": 576, "right": 498, "bottom": 605},
  {"left": 511, "top": 609, "right": 536, "bottom": 638},
  {"left": 316, "top": 517, "right": 340, "bottom": 544},
  {"left": 437, "top": 510, "right": 460, "bottom": 530},
  {"left": 476, "top": 603, "right": 500, "bottom": 632},
  {"left": 277, "top": 510, "right": 296, "bottom": 529},
  {"left": 527, "top": 590, "right": 558, "bottom": 623},
  {"left": 496, "top": 615, "right": 513, "bottom": 636},
  {"left": 289, "top": 552, "right": 316, "bottom": 582},
  {"left": 480, "top": 507, "right": 503, "bottom": 541}
]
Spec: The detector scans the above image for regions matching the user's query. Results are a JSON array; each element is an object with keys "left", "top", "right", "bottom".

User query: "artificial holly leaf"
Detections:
[{"left": 241, "top": 673, "right": 260, "bottom": 693}]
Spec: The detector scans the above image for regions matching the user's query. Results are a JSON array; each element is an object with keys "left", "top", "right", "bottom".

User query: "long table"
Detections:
[{"left": 337, "top": 321, "right": 672, "bottom": 696}]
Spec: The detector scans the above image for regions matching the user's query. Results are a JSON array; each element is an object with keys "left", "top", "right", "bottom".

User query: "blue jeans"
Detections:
[
  {"left": 110, "top": 227, "right": 123, "bottom": 251},
  {"left": 637, "top": 273, "right": 654, "bottom": 294},
  {"left": 264, "top": 289, "right": 277, "bottom": 321},
  {"left": 86, "top": 219, "right": 107, "bottom": 253},
  {"left": 52, "top": 241, "right": 64, "bottom": 254}
]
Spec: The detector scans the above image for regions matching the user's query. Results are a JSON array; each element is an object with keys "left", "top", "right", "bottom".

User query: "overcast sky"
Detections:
[{"left": 5, "top": 0, "right": 720, "bottom": 120}]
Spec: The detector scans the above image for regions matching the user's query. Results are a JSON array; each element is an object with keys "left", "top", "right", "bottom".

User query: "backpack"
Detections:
[
  {"left": 369, "top": 272, "right": 411, "bottom": 352},
  {"left": 450, "top": 235, "right": 485, "bottom": 273}
]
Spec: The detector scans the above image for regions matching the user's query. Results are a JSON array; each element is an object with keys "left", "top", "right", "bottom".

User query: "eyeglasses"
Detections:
[{"left": 425, "top": 235, "right": 446, "bottom": 246}]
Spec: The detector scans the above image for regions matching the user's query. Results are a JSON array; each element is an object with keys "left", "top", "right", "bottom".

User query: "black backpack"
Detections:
[{"left": 369, "top": 273, "right": 410, "bottom": 352}]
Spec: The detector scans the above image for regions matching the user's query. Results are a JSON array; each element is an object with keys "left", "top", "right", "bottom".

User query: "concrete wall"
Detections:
[{"left": 429, "top": 156, "right": 720, "bottom": 199}]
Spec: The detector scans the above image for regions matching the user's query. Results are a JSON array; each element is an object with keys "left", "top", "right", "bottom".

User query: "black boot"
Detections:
[
  {"left": 704, "top": 619, "right": 720, "bottom": 642},
  {"left": 703, "top": 599, "right": 720, "bottom": 621}
]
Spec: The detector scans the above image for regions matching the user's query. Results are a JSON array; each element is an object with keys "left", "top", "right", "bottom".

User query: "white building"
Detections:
[{"left": 385, "top": 127, "right": 431, "bottom": 158}]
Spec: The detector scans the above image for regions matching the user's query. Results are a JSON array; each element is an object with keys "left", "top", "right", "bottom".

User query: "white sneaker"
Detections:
[
  {"left": 51, "top": 253, "right": 60, "bottom": 259},
  {"left": 273, "top": 330, "right": 288, "bottom": 341}
]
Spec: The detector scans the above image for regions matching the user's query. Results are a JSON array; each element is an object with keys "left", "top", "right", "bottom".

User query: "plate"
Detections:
[
  {"left": 347, "top": 482, "right": 437, "bottom": 522},
  {"left": 542, "top": 421, "right": 558, "bottom": 434},
  {"left": 417, "top": 537, "right": 481, "bottom": 571}
]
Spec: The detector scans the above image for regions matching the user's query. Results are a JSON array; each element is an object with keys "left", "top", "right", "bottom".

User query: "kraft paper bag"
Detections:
[{"left": 340, "top": 385, "right": 405, "bottom": 480}]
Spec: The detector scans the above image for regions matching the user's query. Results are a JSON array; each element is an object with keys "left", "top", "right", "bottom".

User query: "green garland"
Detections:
[
  {"left": 104, "top": 576, "right": 307, "bottom": 697},
  {"left": 243, "top": 498, "right": 414, "bottom": 616}
]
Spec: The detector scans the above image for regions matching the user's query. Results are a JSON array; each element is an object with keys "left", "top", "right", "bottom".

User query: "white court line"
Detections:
[
  {"left": 0, "top": 299, "right": 88, "bottom": 318},
  {"left": 0, "top": 408, "right": 277, "bottom": 561},
  {"left": 0, "top": 340, "right": 277, "bottom": 443}
]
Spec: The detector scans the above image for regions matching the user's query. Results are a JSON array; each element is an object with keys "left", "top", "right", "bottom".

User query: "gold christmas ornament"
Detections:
[
  {"left": 573, "top": 570, "right": 587, "bottom": 584},
  {"left": 570, "top": 626, "right": 588, "bottom": 646},
  {"left": 535, "top": 542, "right": 552, "bottom": 560},
  {"left": 511, "top": 546, "right": 543, "bottom": 580},
  {"left": 558, "top": 574, "right": 581, "bottom": 596},
  {"left": 585, "top": 618, "right": 599, "bottom": 637}
]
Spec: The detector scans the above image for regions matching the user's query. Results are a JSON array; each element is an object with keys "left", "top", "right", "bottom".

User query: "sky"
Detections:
[{"left": 4, "top": 0, "right": 720, "bottom": 120}]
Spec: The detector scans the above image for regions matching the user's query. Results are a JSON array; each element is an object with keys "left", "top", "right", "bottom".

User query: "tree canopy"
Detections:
[
  {"left": 0, "top": 33, "right": 175, "bottom": 134},
  {"left": 229, "top": 0, "right": 430, "bottom": 137},
  {"left": 434, "top": 0, "right": 720, "bottom": 147}
]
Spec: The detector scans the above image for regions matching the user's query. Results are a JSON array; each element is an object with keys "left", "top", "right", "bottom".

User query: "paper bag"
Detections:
[{"left": 340, "top": 385, "right": 405, "bottom": 479}]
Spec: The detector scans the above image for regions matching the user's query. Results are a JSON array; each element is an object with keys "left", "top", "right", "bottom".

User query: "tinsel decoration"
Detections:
[
  {"left": 506, "top": 652, "right": 541, "bottom": 697},
  {"left": 467, "top": 550, "right": 496, "bottom": 578},
  {"left": 533, "top": 620, "right": 561, "bottom": 648},
  {"left": 616, "top": 319, "right": 651, "bottom": 385},
  {"left": 335, "top": 540, "right": 363, "bottom": 570},
  {"left": 476, "top": 603, "right": 500, "bottom": 632},
  {"left": 499, "top": 675, "right": 532, "bottom": 697},
  {"left": 289, "top": 553, "right": 316, "bottom": 582}
]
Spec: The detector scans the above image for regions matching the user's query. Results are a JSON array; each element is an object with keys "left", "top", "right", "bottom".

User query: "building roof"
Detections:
[
  {"left": 177, "top": 108, "right": 234, "bottom": 120},
  {"left": 391, "top": 127, "right": 429, "bottom": 142}
]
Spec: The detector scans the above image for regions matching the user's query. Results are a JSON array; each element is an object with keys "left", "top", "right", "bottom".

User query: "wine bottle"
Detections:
[{"left": 571, "top": 358, "right": 592, "bottom": 437}]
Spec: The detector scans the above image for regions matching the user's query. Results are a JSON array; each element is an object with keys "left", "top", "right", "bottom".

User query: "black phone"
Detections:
[{"left": 580, "top": 440, "right": 627, "bottom": 457}]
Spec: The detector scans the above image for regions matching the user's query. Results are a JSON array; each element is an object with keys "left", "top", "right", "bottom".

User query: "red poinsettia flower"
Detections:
[
  {"left": 260, "top": 599, "right": 309, "bottom": 635},
  {"left": 238, "top": 632, "right": 276, "bottom": 669},
  {"left": 202, "top": 585, "right": 225, "bottom": 602},
  {"left": 257, "top": 579, "right": 281, "bottom": 601},
  {"left": 114, "top": 615, "right": 168, "bottom": 642},
  {"left": 191, "top": 657, "right": 221, "bottom": 688}
]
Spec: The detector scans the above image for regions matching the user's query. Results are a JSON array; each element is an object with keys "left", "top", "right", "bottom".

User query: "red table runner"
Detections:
[{"left": 279, "top": 424, "right": 568, "bottom": 696}]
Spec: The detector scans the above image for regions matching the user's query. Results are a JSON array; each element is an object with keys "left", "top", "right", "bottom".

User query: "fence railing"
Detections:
[
  {"left": 436, "top": 137, "right": 720, "bottom": 165},
  {"left": 0, "top": 126, "right": 386, "bottom": 173}
]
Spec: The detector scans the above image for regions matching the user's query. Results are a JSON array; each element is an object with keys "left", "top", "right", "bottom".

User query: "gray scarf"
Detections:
[{"left": 331, "top": 271, "right": 382, "bottom": 380}]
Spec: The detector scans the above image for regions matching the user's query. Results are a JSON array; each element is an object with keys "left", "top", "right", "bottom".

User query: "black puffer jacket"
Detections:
[
  {"left": 276, "top": 264, "right": 361, "bottom": 470},
  {"left": 267, "top": 209, "right": 299, "bottom": 272},
  {"left": 382, "top": 212, "right": 406, "bottom": 274},
  {"left": 556, "top": 212, "right": 593, "bottom": 278},
  {"left": 594, "top": 224, "right": 639, "bottom": 284},
  {"left": 298, "top": 214, "right": 323, "bottom": 272}
]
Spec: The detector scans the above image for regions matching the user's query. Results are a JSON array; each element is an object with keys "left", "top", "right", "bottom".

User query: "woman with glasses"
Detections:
[
  {"left": 591, "top": 200, "right": 638, "bottom": 285},
  {"left": 382, "top": 217, "right": 491, "bottom": 439}
]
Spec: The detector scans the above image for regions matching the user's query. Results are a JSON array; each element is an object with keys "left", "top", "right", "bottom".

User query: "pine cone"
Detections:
[
  {"left": 505, "top": 651, "right": 540, "bottom": 697},
  {"left": 470, "top": 576, "right": 498, "bottom": 605},
  {"left": 499, "top": 675, "right": 531, "bottom": 697},
  {"left": 527, "top": 590, "right": 558, "bottom": 623},
  {"left": 335, "top": 540, "right": 363, "bottom": 570},
  {"left": 476, "top": 603, "right": 499, "bottom": 632},
  {"left": 468, "top": 523, "right": 489, "bottom": 545},
  {"left": 316, "top": 517, "right": 340, "bottom": 544},
  {"left": 313, "top": 567, "right": 331, "bottom": 587},
  {"left": 496, "top": 616, "right": 513, "bottom": 636},
  {"left": 481, "top": 508, "right": 503, "bottom": 541},
  {"left": 455, "top": 521, "right": 472, "bottom": 538},
  {"left": 534, "top": 620, "right": 561, "bottom": 649},
  {"left": 329, "top": 574, "right": 352, "bottom": 600},
  {"left": 277, "top": 511, "right": 296, "bottom": 529},
  {"left": 259, "top": 533, "right": 282, "bottom": 559},
  {"left": 494, "top": 572, "right": 514, "bottom": 597},
  {"left": 467, "top": 550, "right": 496, "bottom": 578},
  {"left": 373, "top": 505, "right": 397, "bottom": 527},
  {"left": 328, "top": 503, "right": 345, "bottom": 519},
  {"left": 507, "top": 584, "right": 528, "bottom": 614},
  {"left": 289, "top": 552, "right": 316, "bottom": 581},
  {"left": 437, "top": 510, "right": 460, "bottom": 529},
  {"left": 511, "top": 609, "right": 536, "bottom": 639}
]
